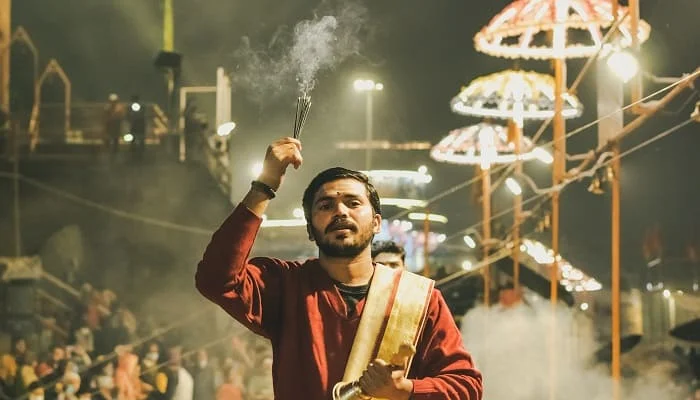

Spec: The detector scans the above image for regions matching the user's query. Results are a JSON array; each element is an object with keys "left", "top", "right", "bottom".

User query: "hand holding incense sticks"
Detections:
[{"left": 293, "top": 95, "right": 312, "bottom": 140}]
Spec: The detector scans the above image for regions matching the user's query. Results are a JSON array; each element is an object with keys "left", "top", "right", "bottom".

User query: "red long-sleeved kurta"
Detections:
[{"left": 195, "top": 204, "right": 483, "bottom": 400}]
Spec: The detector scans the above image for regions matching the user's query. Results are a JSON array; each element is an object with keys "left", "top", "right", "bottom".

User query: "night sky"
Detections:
[{"left": 11, "top": 0, "right": 700, "bottom": 288}]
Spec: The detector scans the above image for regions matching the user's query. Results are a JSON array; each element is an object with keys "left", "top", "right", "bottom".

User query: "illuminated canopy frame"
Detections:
[
  {"left": 474, "top": 0, "right": 651, "bottom": 59},
  {"left": 431, "top": 123, "right": 536, "bottom": 169},
  {"left": 519, "top": 239, "right": 602, "bottom": 292},
  {"left": 451, "top": 70, "right": 583, "bottom": 120}
]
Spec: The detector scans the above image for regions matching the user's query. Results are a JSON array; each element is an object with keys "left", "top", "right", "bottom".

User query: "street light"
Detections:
[
  {"left": 217, "top": 121, "right": 236, "bottom": 137},
  {"left": 353, "top": 79, "right": 383, "bottom": 92},
  {"left": 463, "top": 235, "right": 477, "bottom": 249},
  {"left": 505, "top": 177, "right": 523, "bottom": 196},
  {"left": 606, "top": 49, "right": 640, "bottom": 83},
  {"left": 292, "top": 207, "right": 305, "bottom": 219},
  {"left": 251, "top": 161, "right": 264, "bottom": 179},
  {"left": 353, "top": 78, "right": 383, "bottom": 170},
  {"left": 532, "top": 147, "right": 554, "bottom": 164}
]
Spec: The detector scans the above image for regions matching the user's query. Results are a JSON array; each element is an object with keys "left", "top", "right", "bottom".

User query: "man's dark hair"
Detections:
[
  {"left": 302, "top": 167, "right": 381, "bottom": 222},
  {"left": 371, "top": 240, "right": 406, "bottom": 262}
]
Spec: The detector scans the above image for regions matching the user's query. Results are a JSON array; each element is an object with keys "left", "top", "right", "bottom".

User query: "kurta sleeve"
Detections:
[
  {"left": 195, "top": 203, "right": 288, "bottom": 339},
  {"left": 409, "top": 290, "right": 483, "bottom": 400}
]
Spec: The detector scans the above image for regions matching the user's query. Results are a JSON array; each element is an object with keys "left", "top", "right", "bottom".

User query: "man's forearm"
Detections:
[{"left": 242, "top": 186, "right": 273, "bottom": 217}]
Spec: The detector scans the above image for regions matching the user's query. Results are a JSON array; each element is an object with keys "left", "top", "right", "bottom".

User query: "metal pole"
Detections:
[
  {"left": 365, "top": 91, "right": 373, "bottom": 170},
  {"left": 423, "top": 210, "right": 431, "bottom": 277},
  {"left": 482, "top": 167, "right": 491, "bottom": 307},
  {"left": 611, "top": 145, "right": 622, "bottom": 400},
  {"left": 610, "top": 2, "right": 622, "bottom": 398},
  {"left": 162, "top": 0, "right": 180, "bottom": 161},
  {"left": 512, "top": 121, "right": 522, "bottom": 292},
  {"left": 552, "top": 56, "right": 566, "bottom": 307},
  {"left": 179, "top": 86, "right": 187, "bottom": 136},
  {"left": 0, "top": 0, "right": 10, "bottom": 115},
  {"left": 12, "top": 121, "right": 20, "bottom": 256},
  {"left": 550, "top": 1, "right": 568, "bottom": 391},
  {"left": 163, "top": 0, "right": 174, "bottom": 52},
  {"left": 629, "top": 0, "right": 642, "bottom": 105}
]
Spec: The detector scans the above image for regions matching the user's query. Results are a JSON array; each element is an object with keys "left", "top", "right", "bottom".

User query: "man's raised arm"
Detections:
[{"left": 195, "top": 137, "right": 303, "bottom": 337}]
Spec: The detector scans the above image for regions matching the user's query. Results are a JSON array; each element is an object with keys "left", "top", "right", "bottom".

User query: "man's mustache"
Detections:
[{"left": 325, "top": 219, "right": 357, "bottom": 233}]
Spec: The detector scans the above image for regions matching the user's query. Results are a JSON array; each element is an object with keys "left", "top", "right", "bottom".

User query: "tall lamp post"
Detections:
[{"left": 353, "top": 79, "right": 383, "bottom": 170}]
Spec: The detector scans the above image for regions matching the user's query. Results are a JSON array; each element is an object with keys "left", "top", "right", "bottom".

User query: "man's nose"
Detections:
[{"left": 332, "top": 202, "right": 350, "bottom": 217}]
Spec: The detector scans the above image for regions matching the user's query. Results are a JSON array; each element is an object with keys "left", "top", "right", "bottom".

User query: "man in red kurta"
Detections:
[{"left": 196, "top": 137, "right": 482, "bottom": 400}]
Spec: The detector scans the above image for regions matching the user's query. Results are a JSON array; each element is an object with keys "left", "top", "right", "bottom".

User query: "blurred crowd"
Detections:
[{"left": 0, "top": 284, "right": 274, "bottom": 400}]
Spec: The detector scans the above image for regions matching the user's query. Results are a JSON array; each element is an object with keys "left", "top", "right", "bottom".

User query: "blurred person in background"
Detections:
[
  {"left": 214, "top": 364, "right": 242, "bottom": 400},
  {"left": 371, "top": 240, "right": 406, "bottom": 269},
  {"left": 246, "top": 355, "right": 273, "bottom": 400},
  {"left": 103, "top": 94, "right": 125, "bottom": 154},
  {"left": 192, "top": 350, "right": 215, "bottom": 400}
]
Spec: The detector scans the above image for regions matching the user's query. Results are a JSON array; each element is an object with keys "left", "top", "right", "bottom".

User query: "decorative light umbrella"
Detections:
[
  {"left": 473, "top": 2, "right": 651, "bottom": 397},
  {"left": 474, "top": 0, "right": 650, "bottom": 60},
  {"left": 451, "top": 69, "right": 584, "bottom": 122},
  {"left": 473, "top": 0, "right": 650, "bottom": 310},
  {"left": 450, "top": 68, "right": 583, "bottom": 292},
  {"left": 431, "top": 123, "right": 537, "bottom": 170},
  {"left": 432, "top": 122, "right": 536, "bottom": 306}
]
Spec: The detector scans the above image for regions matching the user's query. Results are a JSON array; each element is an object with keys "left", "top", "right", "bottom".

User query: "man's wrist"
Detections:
[
  {"left": 250, "top": 180, "right": 277, "bottom": 199},
  {"left": 256, "top": 173, "right": 281, "bottom": 191}
]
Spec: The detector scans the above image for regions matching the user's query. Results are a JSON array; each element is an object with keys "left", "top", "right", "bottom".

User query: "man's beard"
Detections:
[{"left": 311, "top": 222, "right": 374, "bottom": 258}]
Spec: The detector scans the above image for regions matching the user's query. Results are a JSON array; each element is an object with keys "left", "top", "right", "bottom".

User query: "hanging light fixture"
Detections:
[
  {"left": 431, "top": 123, "right": 538, "bottom": 169},
  {"left": 474, "top": 0, "right": 650, "bottom": 60}
]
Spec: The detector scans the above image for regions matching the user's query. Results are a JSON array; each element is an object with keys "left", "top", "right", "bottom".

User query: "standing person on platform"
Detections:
[
  {"left": 103, "top": 94, "right": 125, "bottom": 155},
  {"left": 371, "top": 240, "right": 407, "bottom": 270},
  {"left": 196, "top": 137, "right": 482, "bottom": 400}
]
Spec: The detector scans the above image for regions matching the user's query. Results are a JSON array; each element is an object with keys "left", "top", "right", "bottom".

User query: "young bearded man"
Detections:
[{"left": 196, "top": 137, "right": 482, "bottom": 400}]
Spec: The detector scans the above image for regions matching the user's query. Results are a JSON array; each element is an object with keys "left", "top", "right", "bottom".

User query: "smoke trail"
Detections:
[
  {"left": 460, "top": 299, "right": 691, "bottom": 400},
  {"left": 231, "top": 1, "right": 366, "bottom": 104}
]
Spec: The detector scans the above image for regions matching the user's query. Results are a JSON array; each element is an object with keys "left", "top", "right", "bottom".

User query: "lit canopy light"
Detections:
[
  {"left": 123, "top": 133, "right": 134, "bottom": 143},
  {"left": 451, "top": 70, "right": 583, "bottom": 120},
  {"left": 521, "top": 239, "right": 603, "bottom": 292},
  {"left": 130, "top": 102, "right": 142, "bottom": 112},
  {"left": 431, "top": 123, "right": 537, "bottom": 169},
  {"left": 362, "top": 169, "right": 433, "bottom": 185},
  {"left": 380, "top": 198, "right": 428, "bottom": 209},
  {"left": 407, "top": 213, "right": 448, "bottom": 224},
  {"left": 335, "top": 140, "right": 433, "bottom": 150},
  {"left": 474, "top": 0, "right": 650, "bottom": 60},
  {"left": 261, "top": 218, "right": 307, "bottom": 228}
]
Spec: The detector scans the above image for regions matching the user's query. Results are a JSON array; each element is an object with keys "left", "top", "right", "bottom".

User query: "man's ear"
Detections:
[
  {"left": 307, "top": 225, "right": 315, "bottom": 241},
  {"left": 373, "top": 214, "right": 382, "bottom": 234}
]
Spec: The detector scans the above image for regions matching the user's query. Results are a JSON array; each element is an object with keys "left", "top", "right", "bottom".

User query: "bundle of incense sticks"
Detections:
[{"left": 293, "top": 95, "right": 312, "bottom": 140}]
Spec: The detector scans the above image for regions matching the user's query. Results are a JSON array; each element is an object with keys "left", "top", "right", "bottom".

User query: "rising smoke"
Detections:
[
  {"left": 461, "top": 300, "right": 691, "bottom": 400},
  {"left": 231, "top": 0, "right": 367, "bottom": 104}
]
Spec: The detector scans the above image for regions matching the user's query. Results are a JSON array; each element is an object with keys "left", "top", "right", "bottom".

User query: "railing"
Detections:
[{"left": 4, "top": 102, "right": 170, "bottom": 151}]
